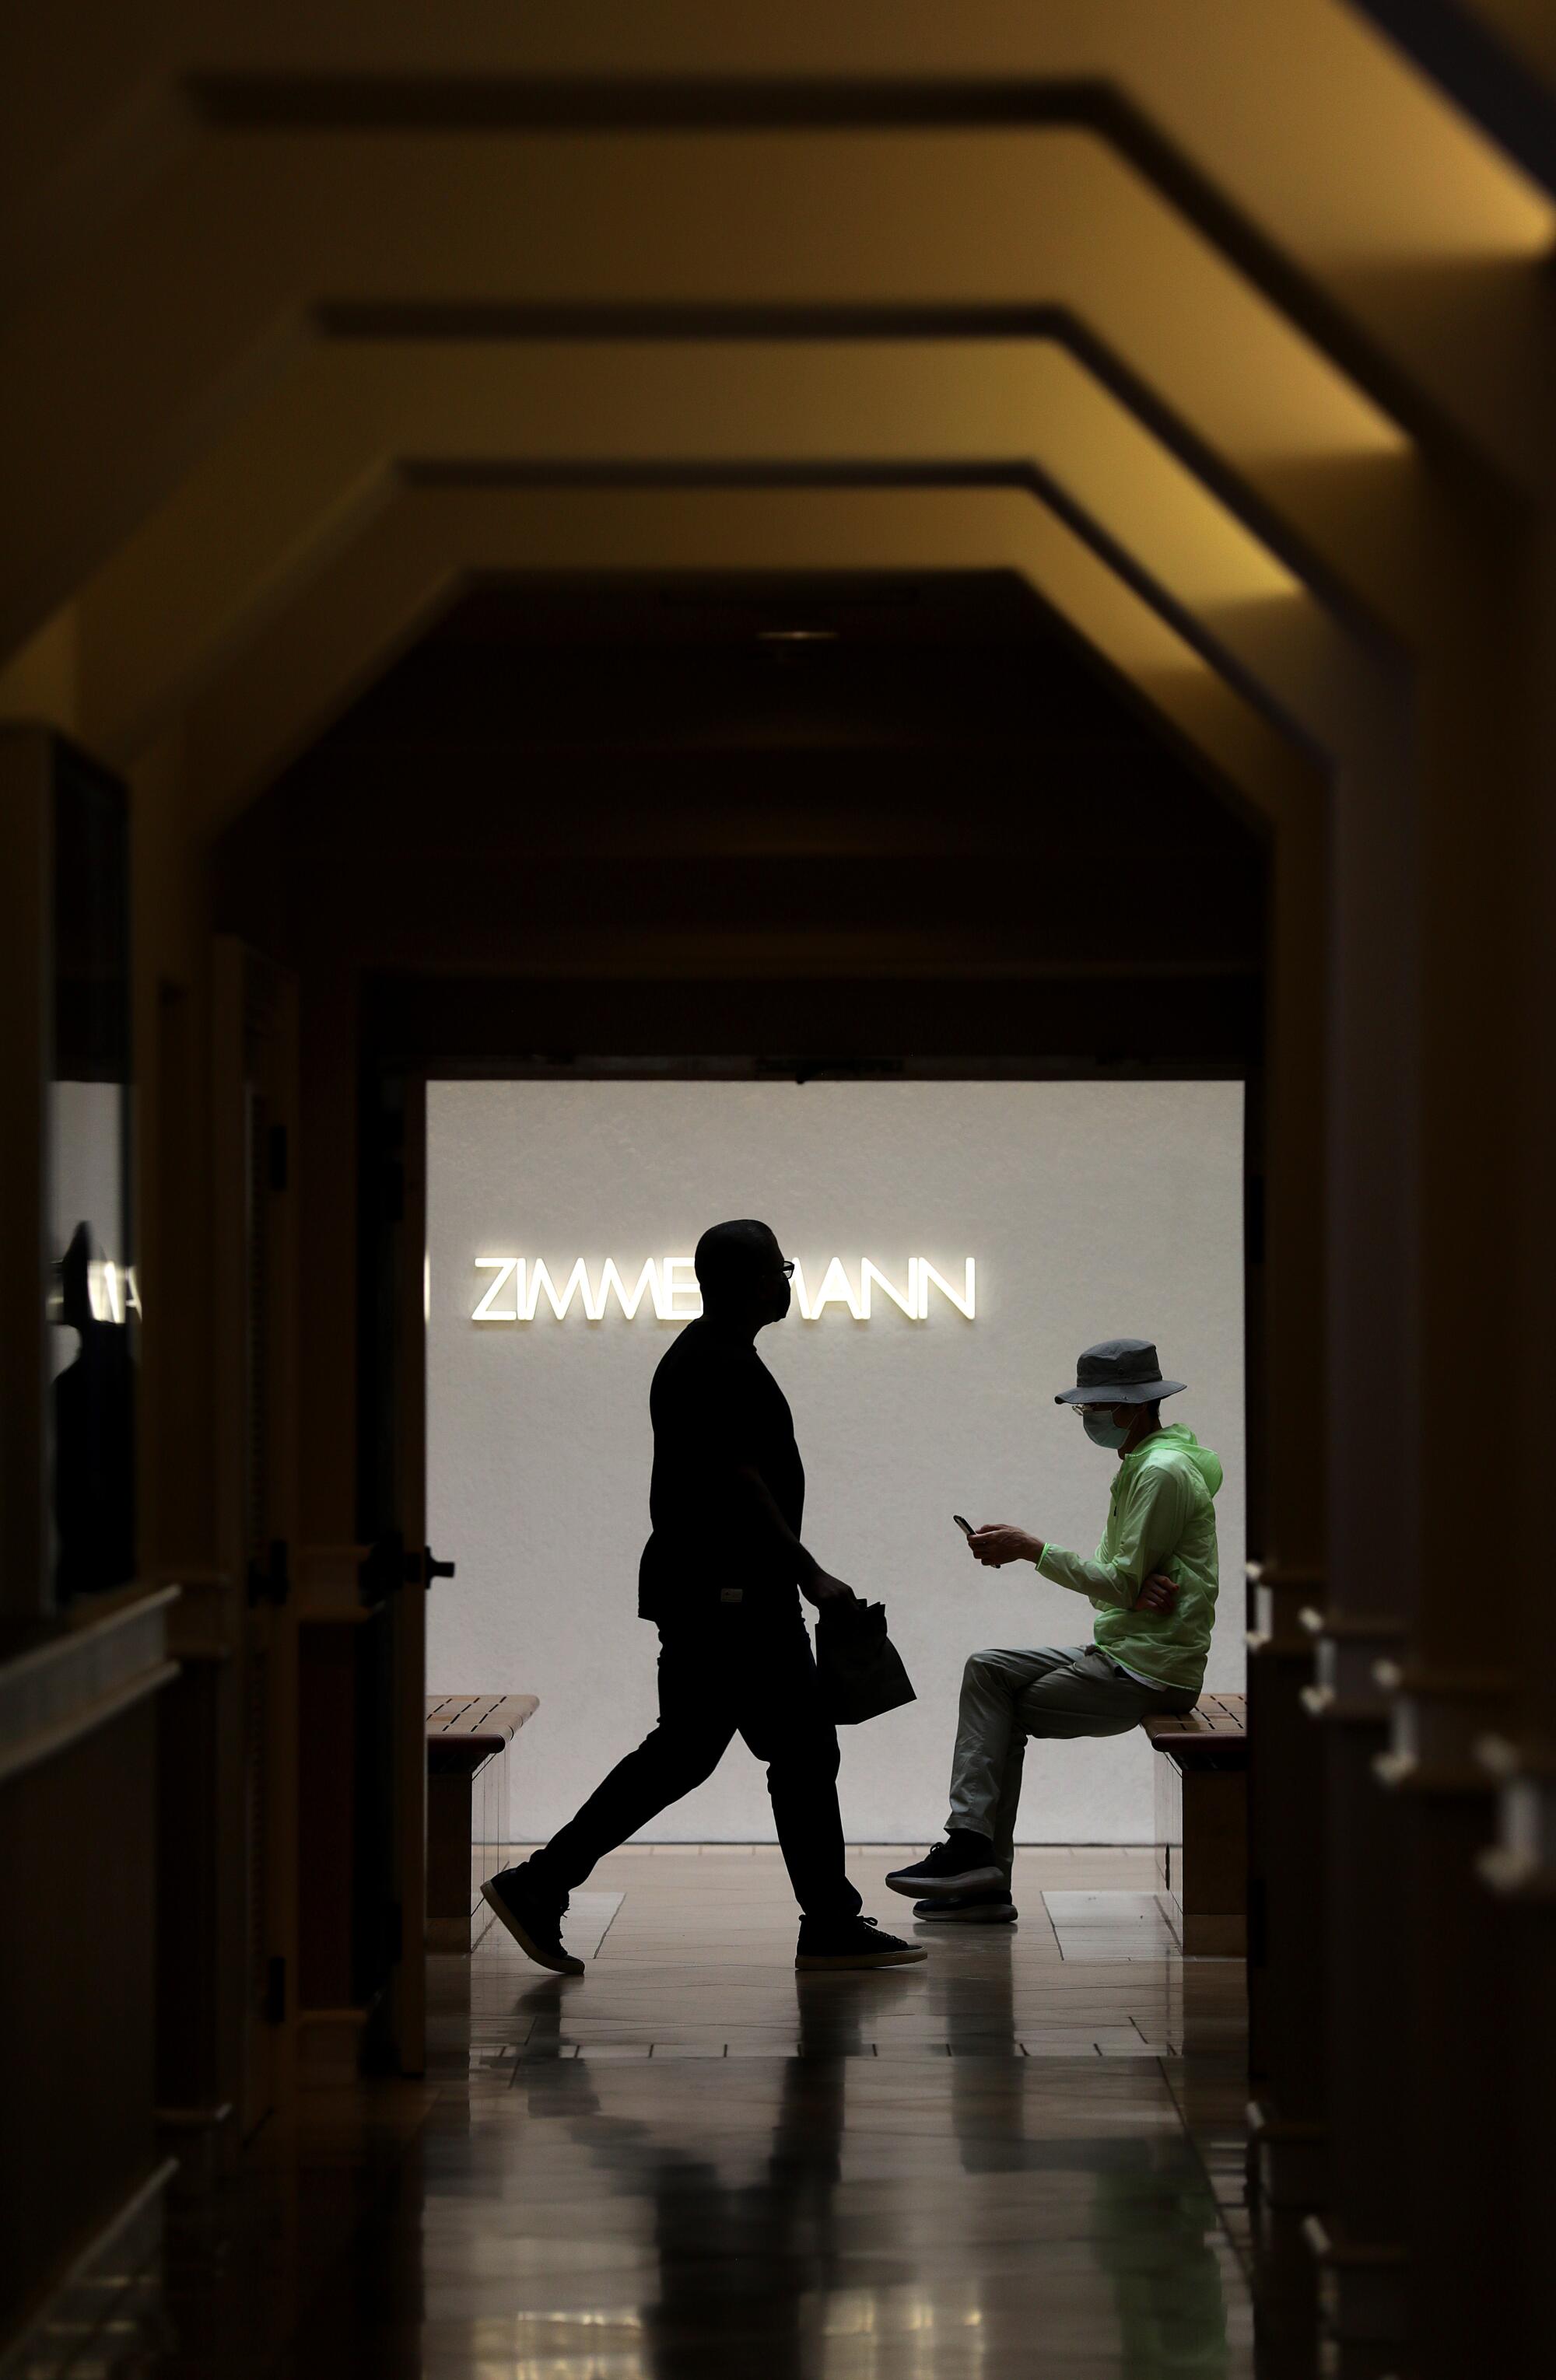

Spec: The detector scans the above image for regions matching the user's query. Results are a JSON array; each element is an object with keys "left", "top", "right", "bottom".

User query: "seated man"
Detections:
[{"left": 887, "top": 1338, "right": 1221, "bottom": 1923}]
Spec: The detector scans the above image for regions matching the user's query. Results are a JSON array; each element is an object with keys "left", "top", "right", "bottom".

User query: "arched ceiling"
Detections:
[
  {"left": 76, "top": 341, "right": 1369, "bottom": 775},
  {"left": 0, "top": 0, "right": 1547, "bottom": 834},
  {"left": 176, "top": 485, "right": 1315, "bottom": 838},
  {"left": 7, "top": 5, "right": 1548, "bottom": 446},
  {"left": 245, "top": 575, "right": 1275, "bottom": 1013},
  {"left": 1, "top": 124, "right": 1423, "bottom": 666}
]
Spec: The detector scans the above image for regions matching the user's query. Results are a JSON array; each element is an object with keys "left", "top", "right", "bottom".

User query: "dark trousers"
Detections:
[{"left": 531, "top": 1605, "right": 861, "bottom": 1923}]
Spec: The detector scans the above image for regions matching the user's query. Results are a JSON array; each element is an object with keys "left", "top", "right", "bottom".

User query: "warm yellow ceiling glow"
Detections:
[
  {"left": 73, "top": 335, "right": 1365, "bottom": 762},
  {"left": 1329, "top": 3, "right": 1556, "bottom": 261}
]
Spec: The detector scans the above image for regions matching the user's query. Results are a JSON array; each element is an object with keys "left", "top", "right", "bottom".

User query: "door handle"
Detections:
[{"left": 358, "top": 1533, "right": 454, "bottom": 1601}]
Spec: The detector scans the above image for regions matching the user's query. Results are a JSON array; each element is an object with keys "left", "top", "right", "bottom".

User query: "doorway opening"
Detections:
[{"left": 409, "top": 1066, "right": 1247, "bottom": 1856}]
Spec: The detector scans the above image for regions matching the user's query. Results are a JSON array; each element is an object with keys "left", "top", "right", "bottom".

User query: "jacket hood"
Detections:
[{"left": 1141, "top": 1423, "right": 1223, "bottom": 1499}]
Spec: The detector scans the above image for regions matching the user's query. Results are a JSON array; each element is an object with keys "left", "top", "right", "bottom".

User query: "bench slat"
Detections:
[
  {"left": 426, "top": 1692, "right": 539, "bottom": 1747},
  {"left": 1147, "top": 1692, "right": 1248, "bottom": 1951},
  {"left": 426, "top": 1694, "right": 541, "bottom": 1950},
  {"left": 1141, "top": 1692, "right": 1246, "bottom": 1760}
]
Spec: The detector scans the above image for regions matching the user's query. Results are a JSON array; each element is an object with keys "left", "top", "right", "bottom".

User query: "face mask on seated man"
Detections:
[{"left": 886, "top": 1338, "right": 1221, "bottom": 1926}]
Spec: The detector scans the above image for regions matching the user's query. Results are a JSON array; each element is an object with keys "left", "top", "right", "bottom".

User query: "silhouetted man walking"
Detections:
[{"left": 482, "top": 1219, "right": 925, "bottom": 1975}]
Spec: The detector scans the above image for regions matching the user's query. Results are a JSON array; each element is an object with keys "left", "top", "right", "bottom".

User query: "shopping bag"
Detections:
[{"left": 815, "top": 1598, "right": 916, "bottom": 1724}]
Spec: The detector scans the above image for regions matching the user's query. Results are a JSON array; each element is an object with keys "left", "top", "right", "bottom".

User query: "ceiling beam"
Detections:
[
  {"left": 0, "top": 128, "right": 1433, "bottom": 668},
  {"left": 172, "top": 481, "right": 1320, "bottom": 844},
  {"left": 5, "top": 0, "right": 1547, "bottom": 481},
  {"left": 1350, "top": 2, "right": 1556, "bottom": 195},
  {"left": 73, "top": 339, "right": 1376, "bottom": 771}
]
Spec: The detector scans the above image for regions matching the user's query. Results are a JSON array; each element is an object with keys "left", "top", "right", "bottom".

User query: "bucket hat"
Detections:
[{"left": 1053, "top": 1338, "right": 1186, "bottom": 1406}]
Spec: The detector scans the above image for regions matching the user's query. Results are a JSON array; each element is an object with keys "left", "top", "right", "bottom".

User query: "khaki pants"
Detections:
[{"left": 946, "top": 1643, "right": 1199, "bottom": 1878}]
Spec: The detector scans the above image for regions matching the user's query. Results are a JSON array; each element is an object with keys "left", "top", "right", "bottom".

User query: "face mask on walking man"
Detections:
[{"left": 886, "top": 1338, "right": 1222, "bottom": 1926}]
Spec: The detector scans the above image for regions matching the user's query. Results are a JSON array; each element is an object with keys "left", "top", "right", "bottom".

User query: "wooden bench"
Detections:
[
  {"left": 1141, "top": 1692, "right": 1247, "bottom": 1956},
  {"left": 426, "top": 1694, "right": 539, "bottom": 1952}
]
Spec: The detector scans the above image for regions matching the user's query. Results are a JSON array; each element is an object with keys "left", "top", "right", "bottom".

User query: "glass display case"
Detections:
[
  {"left": 47, "top": 741, "right": 137, "bottom": 1600},
  {"left": 0, "top": 728, "right": 137, "bottom": 1622}
]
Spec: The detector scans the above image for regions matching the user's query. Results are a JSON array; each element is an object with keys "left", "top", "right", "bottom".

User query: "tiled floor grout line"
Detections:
[{"left": 591, "top": 1889, "right": 628, "bottom": 1959}]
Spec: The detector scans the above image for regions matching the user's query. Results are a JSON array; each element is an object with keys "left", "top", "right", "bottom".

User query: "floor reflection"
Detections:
[
  {"left": 940, "top": 1937, "right": 1233, "bottom": 2375},
  {"left": 485, "top": 1941, "right": 1237, "bottom": 2378},
  {"left": 507, "top": 1974, "right": 857, "bottom": 2378},
  {"left": 149, "top": 1852, "right": 1250, "bottom": 2377}
]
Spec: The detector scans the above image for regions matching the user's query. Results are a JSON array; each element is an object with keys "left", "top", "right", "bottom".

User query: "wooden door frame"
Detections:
[
  {"left": 362, "top": 873, "right": 1322, "bottom": 2081},
  {"left": 390, "top": 1072, "right": 427, "bottom": 2076},
  {"left": 212, "top": 935, "right": 300, "bottom": 2130},
  {"left": 353, "top": 1060, "right": 433, "bottom": 2077}
]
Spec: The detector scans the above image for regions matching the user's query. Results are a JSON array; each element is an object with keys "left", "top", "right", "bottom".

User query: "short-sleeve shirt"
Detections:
[{"left": 638, "top": 1318, "right": 805, "bottom": 1622}]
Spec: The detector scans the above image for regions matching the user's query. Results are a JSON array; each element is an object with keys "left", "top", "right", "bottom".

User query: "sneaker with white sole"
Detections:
[
  {"left": 795, "top": 1915, "right": 929, "bottom": 1971},
  {"left": 912, "top": 1888, "right": 1018, "bottom": 1924},
  {"left": 481, "top": 1867, "right": 584, "bottom": 1975},
  {"left": 885, "top": 1831, "right": 1004, "bottom": 1901}
]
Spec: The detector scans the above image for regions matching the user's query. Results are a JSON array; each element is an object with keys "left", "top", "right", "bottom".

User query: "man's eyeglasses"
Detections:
[{"left": 777, "top": 1260, "right": 796, "bottom": 1279}]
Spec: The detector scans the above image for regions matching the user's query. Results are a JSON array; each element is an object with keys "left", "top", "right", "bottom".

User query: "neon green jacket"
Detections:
[{"left": 1036, "top": 1424, "right": 1222, "bottom": 1692}]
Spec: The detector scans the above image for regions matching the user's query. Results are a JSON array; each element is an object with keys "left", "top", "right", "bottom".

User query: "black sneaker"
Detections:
[
  {"left": 795, "top": 1916, "right": 929, "bottom": 1972},
  {"left": 480, "top": 1867, "right": 584, "bottom": 1975},
  {"left": 885, "top": 1832, "right": 1004, "bottom": 1901},
  {"left": 912, "top": 1888, "right": 1018, "bottom": 1925}
]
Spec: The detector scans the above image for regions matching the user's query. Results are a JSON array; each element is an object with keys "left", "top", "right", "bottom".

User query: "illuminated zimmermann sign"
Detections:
[{"left": 471, "top": 1255, "right": 976, "bottom": 1324}]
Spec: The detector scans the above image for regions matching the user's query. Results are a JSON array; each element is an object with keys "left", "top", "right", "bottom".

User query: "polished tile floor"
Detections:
[{"left": 149, "top": 1847, "right": 1253, "bottom": 2376}]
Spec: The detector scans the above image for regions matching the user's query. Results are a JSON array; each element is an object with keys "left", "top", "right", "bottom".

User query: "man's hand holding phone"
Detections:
[
  {"left": 951, "top": 1516, "right": 1179, "bottom": 1612},
  {"left": 962, "top": 1521, "right": 1040, "bottom": 1568}
]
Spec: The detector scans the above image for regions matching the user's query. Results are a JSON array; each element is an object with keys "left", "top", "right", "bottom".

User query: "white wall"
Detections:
[{"left": 426, "top": 1079, "right": 1245, "bottom": 1846}]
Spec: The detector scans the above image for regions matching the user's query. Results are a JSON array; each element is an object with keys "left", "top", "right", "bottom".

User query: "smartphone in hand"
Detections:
[{"left": 953, "top": 1514, "right": 974, "bottom": 1536}]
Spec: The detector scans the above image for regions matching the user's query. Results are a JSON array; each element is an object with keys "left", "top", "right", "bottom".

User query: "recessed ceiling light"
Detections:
[{"left": 757, "top": 627, "right": 839, "bottom": 643}]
